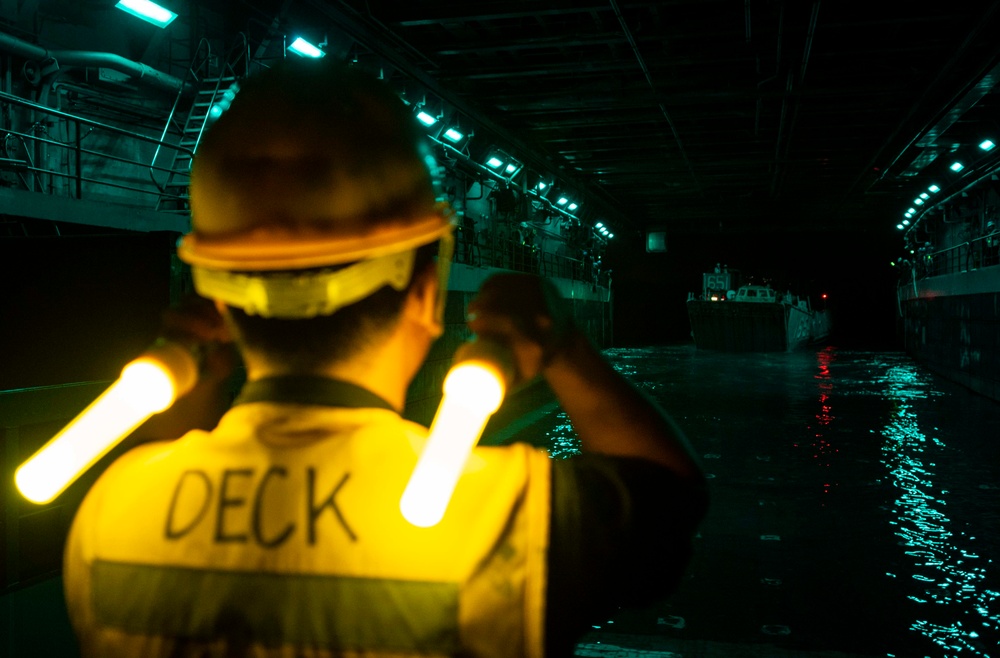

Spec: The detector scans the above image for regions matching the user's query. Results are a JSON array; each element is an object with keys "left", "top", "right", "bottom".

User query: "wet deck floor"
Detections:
[{"left": 4, "top": 344, "right": 999, "bottom": 657}]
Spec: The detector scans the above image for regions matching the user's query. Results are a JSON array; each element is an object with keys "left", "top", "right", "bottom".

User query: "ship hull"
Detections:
[
  {"left": 897, "top": 266, "right": 1000, "bottom": 402},
  {"left": 687, "top": 301, "right": 830, "bottom": 352}
]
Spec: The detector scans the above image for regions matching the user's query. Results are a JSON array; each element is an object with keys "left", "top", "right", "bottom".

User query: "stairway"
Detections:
[{"left": 155, "top": 75, "right": 239, "bottom": 213}]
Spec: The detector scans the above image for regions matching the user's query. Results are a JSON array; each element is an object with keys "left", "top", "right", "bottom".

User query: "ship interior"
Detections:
[{"left": 3, "top": 1, "right": 1000, "bottom": 656}]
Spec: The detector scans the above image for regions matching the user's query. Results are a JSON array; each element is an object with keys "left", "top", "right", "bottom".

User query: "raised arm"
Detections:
[{"left": 466, "top": 273, "right": 703, "bottom": 485}]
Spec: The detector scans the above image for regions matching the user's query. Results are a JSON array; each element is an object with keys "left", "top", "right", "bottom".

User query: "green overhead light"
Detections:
[
  {"left": 567, "top": 203, "right": 578, "bottom": 211},
  {"left": 608, "top": 233, "right": 614, "bottom": 239},
  {"left": 919, "top": 193, "right": 929, "bottom": 200},
  {"left": 950, "top": 161, "right": 965, "bottom": 172},
  {"left": 928, "top": 184, "right": 940, "bottom": 193},
  {"left": 595, "top": 222, "right": 604, "bottom": 228},
  {"left": 115, "top": 0, "right": 177, "bottom": 28},
  {"left": 505, "top": 163, "right": 519, "bottom": 175},
  {"left": 907, "top": 207, "right": 916, "bottom": 214},
  {"left": 288, "top": 37, "right": 324, "bottom": 58},
  {"left": 486, "top": 156, "right": 504, "bottom": 169},
  {"left": 897, "top": 224, "right": 905, "bottom": 230},
  {"left": 902, "top": 219, "right": 910, "bottom": 226},
  {"left": 537, "top": 182, "right": 547, "bottom": 191},
  {"left": 415, "top": 111, "right": 437, "bottom": 127},
  {"left": 443, "top": 128, "right": 464, "bottom": 143},
  {"left": 979, "top": 139, "right": 996, "bottom": 151},
  {"left": 914, "top": 198, "right": 924, "bottom": 205},
  {"left": 556, "top": 197, "right": 568, "bottom": 206}
]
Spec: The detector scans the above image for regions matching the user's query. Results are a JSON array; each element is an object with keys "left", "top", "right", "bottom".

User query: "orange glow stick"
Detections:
[{"left": 15, "top": 342, "right": 197, "bottom": 504}]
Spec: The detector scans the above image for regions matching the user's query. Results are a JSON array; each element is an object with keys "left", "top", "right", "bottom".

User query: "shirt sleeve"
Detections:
[{"left": 544, "top": 455, "right": 708, "bottom": 656}]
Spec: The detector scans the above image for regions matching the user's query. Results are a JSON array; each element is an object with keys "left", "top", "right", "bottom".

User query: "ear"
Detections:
[{"left": 403, "top": 264, "right": 444, "bottom": 339}]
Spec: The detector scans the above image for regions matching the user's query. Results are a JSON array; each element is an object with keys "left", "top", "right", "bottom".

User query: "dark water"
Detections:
[{"left": 511, "top": 345, "right": 1000, "bottom": 657}]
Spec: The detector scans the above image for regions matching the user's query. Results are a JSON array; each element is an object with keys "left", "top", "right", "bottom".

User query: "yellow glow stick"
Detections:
[
  {"left": 15, "top": 342, "right": 197, "bottom": 504},
  {"left": 400, "top": 340, "right": 511, "bottom": 527}
]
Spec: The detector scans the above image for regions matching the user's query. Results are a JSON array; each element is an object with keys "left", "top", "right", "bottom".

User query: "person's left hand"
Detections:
[
  {"left": 160, "top": 295, "right": 237, "bottom": 385},
  {"left": 128, "top": 296, "right": 239, "bottom": 444}
]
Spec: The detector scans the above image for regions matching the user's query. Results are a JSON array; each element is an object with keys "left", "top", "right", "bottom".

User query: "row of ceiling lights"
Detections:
[
  {"left": 415, "top": 108, "right": 613, "bottom": 238},
  {"left": 115, "top": 3, "right": 616, "bottom": 241},
  {"left": 896, "top": 138, "right": 997, "bottom": 231},
  {"left": 283, "top": 37, "right": 615, "bottom": 239}
]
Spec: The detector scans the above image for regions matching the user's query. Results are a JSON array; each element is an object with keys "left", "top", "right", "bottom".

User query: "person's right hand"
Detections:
[{"left": 465, "top": 273, "right": 575, "bottom": 386}]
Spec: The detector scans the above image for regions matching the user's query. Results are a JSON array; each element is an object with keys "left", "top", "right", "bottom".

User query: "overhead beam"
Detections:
[{"left": 300, "top": 0, "right": 633, "bottom": 228}]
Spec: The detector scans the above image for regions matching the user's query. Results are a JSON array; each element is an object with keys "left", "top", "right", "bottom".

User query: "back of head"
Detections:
[
  {"left": 190, "top": 59, "right": 440, "bottom": 250},
  {"left": 179, "top": 60, "right": 453, "bottom": 368}
]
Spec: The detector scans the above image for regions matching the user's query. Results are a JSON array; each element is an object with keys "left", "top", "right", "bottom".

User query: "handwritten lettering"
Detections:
[
  {"left": 163, "top": 467, "right": 353, "bottom": 547},
  {"left": 215, "top": 469, "right": 253, "bottom": 543},
  {"left": 308, "top": 469, "right": 355, "bottom": 544},
  {"left": 253, "top": 466, "right": 295, "bottom": 548},
  {"left": 165, "top": 470, "right": 212, "bottom": 539}
]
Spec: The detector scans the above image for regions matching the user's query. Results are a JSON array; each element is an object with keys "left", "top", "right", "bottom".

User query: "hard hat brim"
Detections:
[{"left": 177, "top": 213, "right": 454, "bottom": 272}]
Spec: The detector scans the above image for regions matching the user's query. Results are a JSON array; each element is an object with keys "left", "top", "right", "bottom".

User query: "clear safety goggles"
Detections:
[{"left": 191, "top": 231, "right": 453, "bottom": 319}]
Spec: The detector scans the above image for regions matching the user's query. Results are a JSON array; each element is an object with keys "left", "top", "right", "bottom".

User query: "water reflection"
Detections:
[
  {"left": 529, "top": 345, "right": 999, "bottom": 654},
  {"left": 812, "top": 347, "right": 838, "bottom": 499},
  {"left": 545, "top": 411, "right": 581, "bottom": 460},
  {"left": 878, "top": 360, "right": 999, "bottom": 655}
]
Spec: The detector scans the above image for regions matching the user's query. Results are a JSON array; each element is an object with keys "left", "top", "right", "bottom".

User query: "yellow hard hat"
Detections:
[{"left": 176, "top": 60, "right": 454, "bottom": 318}]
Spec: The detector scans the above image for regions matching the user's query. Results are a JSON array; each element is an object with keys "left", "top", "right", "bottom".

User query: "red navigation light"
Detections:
[{"left": 821, "top": 293, "right": 828, "bottom": 299}]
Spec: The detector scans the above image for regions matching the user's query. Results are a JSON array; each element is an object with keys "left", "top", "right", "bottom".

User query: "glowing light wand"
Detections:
[
  {"left": 400, "top": 339, "right": 513, "bottom": 527},
  {"left": 15, "top": 341, "right": 198, "bottom": 505}
]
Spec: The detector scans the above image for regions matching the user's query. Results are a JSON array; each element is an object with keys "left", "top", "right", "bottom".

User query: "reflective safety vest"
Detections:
[{"left": 64, "top": 398, "right": 552, "bottom": 658}]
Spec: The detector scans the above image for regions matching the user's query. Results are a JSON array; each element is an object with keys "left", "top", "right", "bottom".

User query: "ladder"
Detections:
[
  {"left": 155, "top": 75, "right": 238, "bottom": 213},
  {"left": 152, "top": 36, "right": 248, "bottom": 213}
]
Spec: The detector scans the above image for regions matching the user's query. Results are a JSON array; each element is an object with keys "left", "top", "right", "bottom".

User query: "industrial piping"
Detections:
[{"left": 0, "top": 30, "right": 193, "bottom": 96}]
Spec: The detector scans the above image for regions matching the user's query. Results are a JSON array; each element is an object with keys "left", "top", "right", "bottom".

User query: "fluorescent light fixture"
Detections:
[
  {"left": 914, "top": 198, "right": 924, "bottom": 205},
  {"left": 979, "top": 139, "right": 995, "bottom": 151},
  {"left": 902, "top": 219, "right": 910, "bottom": 226},
  {"left": 486, "top": 156, "right": 504, "bottom": 169},
  {"left": 288, "top": 37, "right": 324, "bottom": 58},
  {"left": 443, "top": 128, "right": 464, "bottom": 143},
  {"left": 928, "top": 184, "right": 940, "bottom": 193},
  {"left": 567, "top": 203, "right": 578, "bottom": 211},
  {"left": 897, "top": 224, "right": 905, "bottom": 230},
  {"left": 905, "top": 212, "right": 913, "bottom": 218},
  {"left": 556, "top": 197, "right": 568, "bottom": 205},
  {"left": 537, "top": 182, "right": 547, "bottom": 191},
  {"left": 115, "top": 0, "right": 177, "bottom": 28},
  {"left": 919, "top": 193, "right": 929, "bottom": 199},
  {"left": 608, "top": 233, "right": 614, "bottom": 239},
  {"left": 505, "top": 163, "right": 519, "bottom": 174},
  {"left": 595, "top": 222, "right": 604, "bottom": 228},
  {"left": 950, "top": 161, "right": 965, "bottom": 172},
  {"left": 907, "top": 207, "right": 916, "bottom": 214},
  {"left": 416, "top": 111, "right": 437, "bottom": 127}
]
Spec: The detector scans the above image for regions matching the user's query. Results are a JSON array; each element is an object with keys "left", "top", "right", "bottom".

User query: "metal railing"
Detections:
[
  {"left": 453, "top": 223, "right": 610, "bottom": 288},
  {"left": 903, "top": 231, "right": 1000, "bottom": 283},
  {"left": 0, "top": 89, "right": 193, "bottom": 205}
]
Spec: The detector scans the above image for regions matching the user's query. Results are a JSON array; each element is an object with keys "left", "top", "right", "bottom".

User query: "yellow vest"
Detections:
[{"left": 64, "top": 403, "right": 552, "bottom": 658}]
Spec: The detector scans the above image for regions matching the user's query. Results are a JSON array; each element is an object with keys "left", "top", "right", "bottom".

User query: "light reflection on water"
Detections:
[
  {"left": 545, "top": 411, "right": 581, "bottom": 460},
  {"left": 877, "top": 359, "right": 999, "bottom": 655},
  {"left": 526, "top": 345, "right": 1000, "bottom": 655}
]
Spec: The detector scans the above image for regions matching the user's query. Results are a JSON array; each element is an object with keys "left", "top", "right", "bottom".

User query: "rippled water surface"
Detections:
[{"left": 514, "top": 345, "right": 1000, "bottom": 656}]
